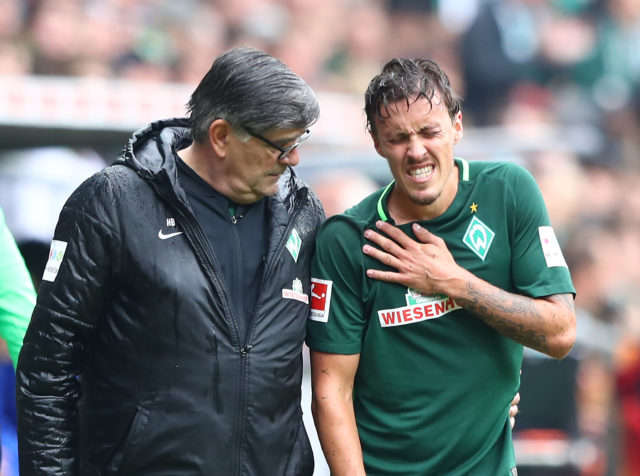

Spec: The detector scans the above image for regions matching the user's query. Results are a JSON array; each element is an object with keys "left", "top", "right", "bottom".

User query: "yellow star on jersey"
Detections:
[{"left": 470, "top": 202, "right": 478, "bottom": 213}]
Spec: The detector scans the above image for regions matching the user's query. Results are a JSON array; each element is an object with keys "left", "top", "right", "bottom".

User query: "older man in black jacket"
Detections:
[{"left": 17, "top": 47, "right": 323, "bottom": 476}]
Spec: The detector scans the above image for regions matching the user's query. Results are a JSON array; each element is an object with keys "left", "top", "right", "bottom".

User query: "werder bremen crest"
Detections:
[
  {"left": 286, "top": 228, "right": 302, "bottom": 262},
  {"left": 462, "top": 216, "right": 495, "bottom": 261}
]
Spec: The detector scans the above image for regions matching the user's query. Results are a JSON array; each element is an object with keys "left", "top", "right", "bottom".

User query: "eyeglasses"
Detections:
[{"left": 243, "top": 127, "right": 311, "bottom": 160}]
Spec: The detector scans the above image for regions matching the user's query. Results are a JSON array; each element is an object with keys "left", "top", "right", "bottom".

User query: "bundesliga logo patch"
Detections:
[{"left": 309, "top": 278, "right": 332, "bottom": 322}]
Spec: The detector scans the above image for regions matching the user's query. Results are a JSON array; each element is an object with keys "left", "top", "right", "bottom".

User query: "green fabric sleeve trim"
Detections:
[{"left": 376, "top": 181, "right": 395, "bottom": 221}]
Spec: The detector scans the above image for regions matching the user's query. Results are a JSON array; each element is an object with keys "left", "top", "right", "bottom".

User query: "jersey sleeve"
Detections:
[
  {"left": 0, "top": 207, "right": 35, "bottom": 368},
  {"left": 306, "top": 215, "right": 369, "bottom": 355},
  {"left": 508, "top": 164, "right": 575, "bottom": 298}
]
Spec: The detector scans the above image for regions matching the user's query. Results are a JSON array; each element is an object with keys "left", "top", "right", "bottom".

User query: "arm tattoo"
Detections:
[
  {"left": 552, "top": 293, "right": 575, "bottom": 311},
  {"left": 457, "top": 281, "right": 550, "bottom": 354}
]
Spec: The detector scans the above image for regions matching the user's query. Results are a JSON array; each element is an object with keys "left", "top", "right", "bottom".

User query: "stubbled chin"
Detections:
[
  {"left": 404, "top": 179, "right": 441, "bottom": 203},
  {"left": 410, "top": 190, "right": 440, "bottom": 206}
]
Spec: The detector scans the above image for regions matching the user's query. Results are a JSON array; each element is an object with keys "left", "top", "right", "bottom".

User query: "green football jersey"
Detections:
[
  {"left": 0, "top": 207, "right": 35, "bottom": 368},
  {"left": 307, "top": 158, "right": 575, "bottom": 476}
]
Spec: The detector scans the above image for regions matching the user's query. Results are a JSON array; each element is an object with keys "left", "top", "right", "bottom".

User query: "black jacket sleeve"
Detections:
[{"left": 16, "top": 171, "right": 121, "bottom": 475}]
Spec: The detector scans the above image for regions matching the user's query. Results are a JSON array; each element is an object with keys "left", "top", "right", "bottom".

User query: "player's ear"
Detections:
[
  {"left": 371, "top": 131, "right": 384, "bottom": 158},
  {"left": 453, "top": 112, "right": 463, "bottom": 144}
]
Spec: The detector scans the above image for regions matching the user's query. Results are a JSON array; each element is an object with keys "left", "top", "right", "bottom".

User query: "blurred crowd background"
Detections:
[{"left": 0, "top": 0, "right": 639, "bottom": 475}]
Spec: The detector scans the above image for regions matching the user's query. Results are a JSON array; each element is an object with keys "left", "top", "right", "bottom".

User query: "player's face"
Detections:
[{"left": 372, "top": 94, "right": 463, "bottom": 220}]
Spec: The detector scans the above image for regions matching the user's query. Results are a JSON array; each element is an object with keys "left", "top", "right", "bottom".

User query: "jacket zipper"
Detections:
[
  {"left": 229, "top": 206, "right": 248, "bottom": 476},
  {"left": 229, "top": 343, "right": 252, "bottom": 475},
  {"left": 229, "top": 207, "right": 245, "bottom": 339}
]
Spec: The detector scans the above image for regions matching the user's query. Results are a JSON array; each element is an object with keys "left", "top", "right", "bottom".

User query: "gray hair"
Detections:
[
  {"left": 187, "top": 47, "right": 320, "bottom": 144},
  {"left": 364, "top": 58, "right": 462, "bottom": 136}
]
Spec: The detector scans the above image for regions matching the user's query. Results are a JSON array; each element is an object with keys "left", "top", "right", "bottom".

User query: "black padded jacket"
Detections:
[{"left": 16, "top": 118, "right": 325, "bottom": 475}]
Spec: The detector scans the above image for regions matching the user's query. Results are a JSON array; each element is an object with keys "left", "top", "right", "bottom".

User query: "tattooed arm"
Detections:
[
  {"left": 454, "top": 282, "right": 575, "bottom": 358},
  {"left": 362, "top": 221, "right": 576, "bottom": 359}
]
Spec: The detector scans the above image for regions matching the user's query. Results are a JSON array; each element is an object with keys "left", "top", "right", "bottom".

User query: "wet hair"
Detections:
[
  {"left": 187, "top": 46, "right": 320, "bottom": 143},
  {"left": 364, "top": 58, "right": 462, "bottom": 135}
]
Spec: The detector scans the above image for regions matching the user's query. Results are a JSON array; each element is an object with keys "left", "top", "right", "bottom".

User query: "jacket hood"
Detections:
[{"left": 117, "top": 117, "right": 189, "bottom": 180}]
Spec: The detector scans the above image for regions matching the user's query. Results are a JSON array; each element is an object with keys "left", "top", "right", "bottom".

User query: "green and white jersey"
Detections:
[{"left": 306, "top": 158, "right": 575, "bottom": 476}]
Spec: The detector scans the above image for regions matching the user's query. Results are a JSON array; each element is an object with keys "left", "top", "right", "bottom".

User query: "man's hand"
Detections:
[
  {"left": 509, "top": 392, "right": 520, "bottom": 429},
  {"left": 363, "top": 221, "right": 471, "bottom": 296},
  {"left": 363, "top": 220, "right": 575, "bottom": 358}
]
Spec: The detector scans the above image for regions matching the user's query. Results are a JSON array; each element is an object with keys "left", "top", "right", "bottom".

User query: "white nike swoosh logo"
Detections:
[{"left": 158, "top": 230, "right": 184, "bottom": 240}]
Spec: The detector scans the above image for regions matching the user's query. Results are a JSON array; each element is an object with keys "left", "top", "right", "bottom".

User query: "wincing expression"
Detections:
[{"left": 372, "top": 94, "right": 463, "bottom": 222}]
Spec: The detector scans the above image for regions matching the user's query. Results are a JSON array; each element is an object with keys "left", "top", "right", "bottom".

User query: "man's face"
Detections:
[
  {"left": 372, "top": 94, "right": 463, "bottom": 219},
  {"left": 226, "top": 127, "right": 307, "bottom": 204}
]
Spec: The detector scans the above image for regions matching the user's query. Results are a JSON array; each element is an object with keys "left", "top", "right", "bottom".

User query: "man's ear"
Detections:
[
  {"left": 208, "top": 119, "right": 232, "bottom": 157},
  {"left": 371, "top": 131, "right": 384, "bottom": 158},
  {"left": 453, "top": 112, "right": 463, "bottom": 144}
]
